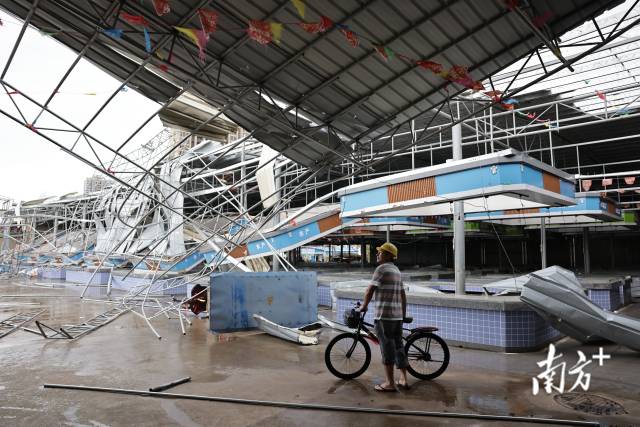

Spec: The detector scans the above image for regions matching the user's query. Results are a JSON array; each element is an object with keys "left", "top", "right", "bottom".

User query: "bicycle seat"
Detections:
[
  {"left": 411, "top": 326, "right": 439, "bottom": 333},
  {"left": 403, "top": 316, "right": 413, "bottom": 324}
]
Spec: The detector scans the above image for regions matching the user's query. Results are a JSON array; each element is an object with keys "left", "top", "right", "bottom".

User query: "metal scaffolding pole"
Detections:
[
  {"left": 452, "top": 119, "right": 465, "bottom": 295},
  {"left": 540, "top": 218, "right": 547, "bottom": 269}
]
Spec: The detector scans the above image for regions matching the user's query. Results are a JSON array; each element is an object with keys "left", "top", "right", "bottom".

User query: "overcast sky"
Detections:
[{"left": 0, "top": 10, "right": 163, "bottom": 202}]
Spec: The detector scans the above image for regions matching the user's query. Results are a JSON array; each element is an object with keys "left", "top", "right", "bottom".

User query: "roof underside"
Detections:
[{"left": 1, "top": 0, "right": 621, "bottom": 171}]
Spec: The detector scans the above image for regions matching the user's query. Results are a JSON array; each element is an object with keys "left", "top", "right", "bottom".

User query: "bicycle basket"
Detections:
[{"left": 343, "top": 308, "right": 360, "bottom": 328}]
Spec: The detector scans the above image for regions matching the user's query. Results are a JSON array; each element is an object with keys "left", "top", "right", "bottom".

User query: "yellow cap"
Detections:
[{"left": 376, "top": 242, "right": 398, "bottom": 259}]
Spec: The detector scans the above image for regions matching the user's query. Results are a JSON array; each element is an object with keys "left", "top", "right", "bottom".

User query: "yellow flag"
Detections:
[
  {"left": 291, "top": 0, "right": 305, "bottom": 18},
  {"left": 270, "top": 22, "right": 283, "bottom": 44},
  {"left": 175, "top": 26, "right": 199, "bottom": 47}
]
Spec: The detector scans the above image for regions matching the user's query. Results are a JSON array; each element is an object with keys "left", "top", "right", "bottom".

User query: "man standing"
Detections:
[{"left": 358, "top": 242, "right": 409, "bottom": 392}]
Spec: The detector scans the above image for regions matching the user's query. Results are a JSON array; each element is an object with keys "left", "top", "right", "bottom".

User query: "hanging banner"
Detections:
[
  {"left": 339, "top": 28, "right": 359, "bottom": 48},
  {"left": 270, "top": 22, "right": 283, "bottom": 44},
  {"left": 291, "top": 0, "right": 305, "bottom": 19},
  {"left": 152, "top": 0, "right": 171, "bottom": 16},
  {"left": 175, "top": 27, "right": 209, "bottom": 62},
  {"left": 416, "top": 60, "right": 443, "bottom": 74},
  {"left": 248, "top": 20, "right": 273, "bottom": 45},
  {"left": 120, "top": 12, "right": 149, "bottom": 27},
  {"left": 299, "top": 16, "right": 332, "bottom": 33},
  {"left": 198, "top": 9, "right": 219, "bottom": 34}
]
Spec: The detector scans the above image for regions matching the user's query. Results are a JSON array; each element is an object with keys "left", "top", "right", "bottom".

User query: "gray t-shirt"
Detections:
[{"left": 371, "top": 262, "right": 404, "bottom": 320}]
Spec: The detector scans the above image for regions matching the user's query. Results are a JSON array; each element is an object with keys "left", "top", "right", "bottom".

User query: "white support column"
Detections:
[
  {"left": 540, "top": 218, "right": 547, "bottom": 269},
  {"left": 452, "top": 119, "right": 465, "bottom": 295}
]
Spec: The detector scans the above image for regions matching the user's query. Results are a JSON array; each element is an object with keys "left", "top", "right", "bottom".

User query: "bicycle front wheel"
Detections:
[
  {"left": 405, "top": 332, "right": 450, "bottom": 380},
  {"left": 325, "top": 333, "right": 371, "bottom": 379}
]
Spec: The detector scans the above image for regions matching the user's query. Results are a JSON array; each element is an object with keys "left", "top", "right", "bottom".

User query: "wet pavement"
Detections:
[{"left": 0, "top": 277, "right": 639, "bottom": 426}]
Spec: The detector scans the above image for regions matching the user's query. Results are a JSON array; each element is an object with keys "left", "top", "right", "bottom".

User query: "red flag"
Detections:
[
  {"left": 596, "top": 90, "right": 606, "bottom": 101},
  {"left": 248, "top": 20, "right": 272, "bottom": 45},
  {"left": 448, "top": 65, "right": 469, "bottom": 81},
  {"left": 198, "top": 9, "right": 219, "bottom": 34},
  {"left": 625, "top": 176, "right": 636, "bottom": 185},
  {"left": 581, "top": 180, "right": 592, "bottom": 191},
  {"left": 416, "top": 60, "right": 443, "bottom": 74},
  {"left": 299, "top": 16, "right": 333, "bottom": 33},
  {"left": 152, "top": 0, "right": 170, "bottom": 16},
  {"left": 471, "top": 81, "right": 485, "bottom": 91},
  {"left": 120, "top": 12, "right": 149, "bottom": 27},
  {"left": 602, "top": 178, "right": 612, "bottom": 186},
  {"left": 527, "top": 112, "right": 536, "bottom": 119},
  {"left": 340, "top": 29, "right": 359, "bottom": 48},
  {"left": 484, "top": 90, "right": 502, "bottom": 99}
]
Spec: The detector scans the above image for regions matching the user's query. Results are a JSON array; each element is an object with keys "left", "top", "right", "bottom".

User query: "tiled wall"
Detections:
[
  {"left": 66, "top": 269, "right": 110, "bottom": 285},
  {"left": 40, "top": 267, "right": 66, "bottom": 280},
  {"left": 588, "top": 286, "right": 622, "bottom": 311},
  {"left": 336, "top": 297, "right": 561, "bottom": 352},
  {"left": 317, "top": 285, "right": 332, "bottom": 307}
]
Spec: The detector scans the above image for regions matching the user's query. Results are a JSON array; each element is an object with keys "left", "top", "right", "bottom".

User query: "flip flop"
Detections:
[
  {"left": 396, "top": 381, "right": 411, "bottom": 390},
  {"left": 374, "top": 384, "right": 397, "bottom": 392}
]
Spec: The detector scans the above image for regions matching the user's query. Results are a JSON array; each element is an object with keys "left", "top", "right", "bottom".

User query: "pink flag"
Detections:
[
  {"left": 596, "top": 90, "right": 606, "bottom": 101},
  {"left": 198, "top": 9, "right": 219, "bottom": 34},
  {"left": 152, "top": 0, "right": 171, "bottom": 16},
  {"left": 581, "top": 180, "right": 592, "bottom": 191},
  {"left": 624, "top": 176, "right": 636, "bottom": 185},
  {"left": 602, "top": 178, "right": 613, "bottom": 186}
]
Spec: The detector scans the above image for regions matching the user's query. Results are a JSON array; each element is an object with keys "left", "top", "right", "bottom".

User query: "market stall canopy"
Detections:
[
  {"left": 466, "top": 193, "right": 621, "bottom": 225},
  {"left": 338, "top": 149, "right": 576, "bottom": 218}
]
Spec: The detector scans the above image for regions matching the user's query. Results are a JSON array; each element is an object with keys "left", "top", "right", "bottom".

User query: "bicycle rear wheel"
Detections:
[
  {"left": 325, "top": 333, "right": 371, "bottom": 379},
  {"left": 405, "top": 332, "right": 450, "bottom": 380}
]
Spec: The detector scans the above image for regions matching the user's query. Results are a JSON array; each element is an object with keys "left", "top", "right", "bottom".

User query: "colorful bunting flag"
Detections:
[
  {"left": 158, "top": 64, "right": 169, "bottom": 72},
  {"left": 581, "top": 180, "right": 592, "bottom": 191},
  {"left": 175, "top": 27, "right": 209, "bottom": 62},
  {"left": 152, "top": 0, "right": 171, "bottom": 16},
  {"left": 416, "top": 60, "right": 443, "bottom": 74},
  {"left": 448, "top": 65, "right": 469, "bottom": 81},
  {"left": 299, "top": 16, "right": 333, "bottom": 34},
  {"left": 291, "top": 0, "right": 305, "bottom": 19},
  {"left": 120, "top": 12, "right": 149, "bottom": 27},
  {"left": 248, "top": 20, "right": 273, "bottom": 45},
  {"left": 375, "top": 46, "right": 394, "bottom": 62},
  {"left": 103, "top": 28, "right": 123, "bottom": 39},
  {"left": 270, "top": 22, "right": 283, "bottom": 44},
  {"left": 502, "top": 98, "right": 519, "bottom": 104},
  {"left": 143, "top": 27, "right": 152, "bottom": 53},
  {"left": 340, "top": 28, "right": 359, "bottom": 48},
  {"left": 602, "top": 178, "right": 613, "bottom": 186},
  {"left": 596, "top": 90, "right": 606, "bottom": 101},
  {"left": 198, "top": 9, "right": 219, "bottom": 34},
  {"left": 625, "top": 176, "right": 636, "bottom": 185}
]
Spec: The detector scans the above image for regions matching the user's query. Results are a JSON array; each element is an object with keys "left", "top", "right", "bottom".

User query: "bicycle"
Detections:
[{"left": 324, "top": 304, "right": 450, "bottom": 380}]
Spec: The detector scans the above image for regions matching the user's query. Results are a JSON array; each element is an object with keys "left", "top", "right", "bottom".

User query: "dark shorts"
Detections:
[{"left": 374, "top": 319, "right": 408, "bottom": 369}]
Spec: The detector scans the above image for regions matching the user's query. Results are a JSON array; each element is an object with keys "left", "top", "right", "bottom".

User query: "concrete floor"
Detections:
[{"left": 1, "top": 277, "right": 639, "bottom": 426}]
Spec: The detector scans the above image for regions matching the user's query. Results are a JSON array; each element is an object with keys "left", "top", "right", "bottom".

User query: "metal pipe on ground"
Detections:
[
  {"left": 43, "top": 383, "right": 599, "bottom": 426},
  {"left": 149, "top": 377, "right": 191, "bottom": 392}
]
